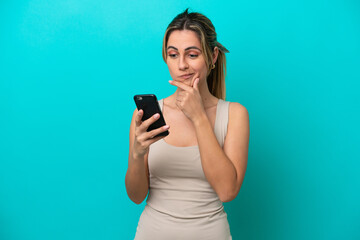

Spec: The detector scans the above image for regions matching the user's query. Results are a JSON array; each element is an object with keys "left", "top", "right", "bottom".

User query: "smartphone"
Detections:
[{"left": 133, "top": 94, "right": 169, "bottom": 137}]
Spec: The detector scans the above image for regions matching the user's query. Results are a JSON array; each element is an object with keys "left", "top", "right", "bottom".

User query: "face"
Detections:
[{"left": 166, "top": 30, "right": 209, "bottom": 87}]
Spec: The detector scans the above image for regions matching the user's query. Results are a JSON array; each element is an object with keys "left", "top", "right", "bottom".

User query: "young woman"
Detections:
[{"left": 125, "top": 8, "right": 250, "bottom": 240}]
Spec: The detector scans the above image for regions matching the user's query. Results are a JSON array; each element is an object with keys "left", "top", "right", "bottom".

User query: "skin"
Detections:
[{"left": 125, "top": 29, "right": 249, "bottom": 204}]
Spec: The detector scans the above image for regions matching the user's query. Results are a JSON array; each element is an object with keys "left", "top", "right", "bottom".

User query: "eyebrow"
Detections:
[{"left": 167, "top": 46, "right": 201, "bottom": 51}]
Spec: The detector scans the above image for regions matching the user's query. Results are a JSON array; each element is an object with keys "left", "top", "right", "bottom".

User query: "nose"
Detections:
[{"left": 178, "top": 56, "right": 188, "bottom": 70}]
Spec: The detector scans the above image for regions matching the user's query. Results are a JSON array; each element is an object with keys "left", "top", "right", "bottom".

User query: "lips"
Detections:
[{"left": 179, "top": 73, "right": 194, "bottom": 79}]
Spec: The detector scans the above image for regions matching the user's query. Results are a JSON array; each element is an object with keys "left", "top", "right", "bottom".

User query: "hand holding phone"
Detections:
[{"left": 133, "top": 94, "right": 169, "bottom": 138}]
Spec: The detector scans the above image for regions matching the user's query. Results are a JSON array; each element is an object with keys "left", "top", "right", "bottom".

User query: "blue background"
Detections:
[{"left": 1, "top": 0, "right": 359, "bottom": 239}]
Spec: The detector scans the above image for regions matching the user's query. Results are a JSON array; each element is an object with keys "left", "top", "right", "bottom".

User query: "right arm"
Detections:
[{"left": 125, "top": 109, "right": 169, "bottom": 204}]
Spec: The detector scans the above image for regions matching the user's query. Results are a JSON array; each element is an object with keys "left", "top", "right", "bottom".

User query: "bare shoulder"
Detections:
[
  {"left": 228, "top": 102, "right": 249, "bottom": 122},
  {"left": 223, "top": 101, "right": 249, "bottom": 162}
]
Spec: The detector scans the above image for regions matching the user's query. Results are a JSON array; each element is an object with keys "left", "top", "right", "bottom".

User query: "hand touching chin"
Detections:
[{"left": 176, "top": 78, "right": 192, "bottom": 87}]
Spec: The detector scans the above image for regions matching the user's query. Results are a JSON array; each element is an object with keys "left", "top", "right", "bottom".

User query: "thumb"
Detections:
[{"left": 193, "top": 78, "right": 200, "bottom": 90}]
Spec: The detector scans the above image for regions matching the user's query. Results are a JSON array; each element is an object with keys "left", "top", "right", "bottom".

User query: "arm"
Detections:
[
  {"left": 169, "top": 78, "right": 249, "bottom": 202},
  {"left": 194, "top": 102, "right": 249, "bottom": 202},
  {"left": 125, "top": 109, "right": 170, "bottom": 204}
]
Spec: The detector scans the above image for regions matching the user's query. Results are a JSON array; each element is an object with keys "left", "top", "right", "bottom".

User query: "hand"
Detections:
[
  {"left": 132, "top": 110, "right": 170, "bottom": 158},
  {"left": 169, "top": 74, "right": 206, "bottom": 122}
]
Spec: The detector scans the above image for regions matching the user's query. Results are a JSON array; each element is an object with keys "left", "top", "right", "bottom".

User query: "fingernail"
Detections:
[
  {"left": 137, "top": 110, "right": 142, "bottom": 115},
  {"left": 163, "top": 125, "right": 169, "bottom": 129},
  {"left": 154, "top": 114, "right": 160, "bottom": 119}
]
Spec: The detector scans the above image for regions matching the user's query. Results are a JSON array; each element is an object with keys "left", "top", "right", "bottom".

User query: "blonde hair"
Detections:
[{"left": 162, "top": 8, "right": 229, "bottom": 100}]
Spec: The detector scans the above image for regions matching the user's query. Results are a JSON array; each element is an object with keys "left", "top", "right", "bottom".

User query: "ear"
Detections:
[{"left": 212, "top": 46, "right": 219, "bottom": 65}]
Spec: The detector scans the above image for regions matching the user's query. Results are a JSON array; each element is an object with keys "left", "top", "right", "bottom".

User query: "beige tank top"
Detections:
[{"left": 146, "top": 98, "right": 230, "bottom": 218}]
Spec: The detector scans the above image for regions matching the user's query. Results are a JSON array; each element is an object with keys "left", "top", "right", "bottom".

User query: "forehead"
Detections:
[{"left": 167, "top": 30, "right": 201, "bottom": 50}]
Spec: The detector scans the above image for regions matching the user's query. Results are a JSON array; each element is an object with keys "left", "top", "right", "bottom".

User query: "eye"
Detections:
[
  {"left": 168, "top": 53, "right": 178, "bottom": 58},
  {"left": 188, "top": 52, "right": 200, "bottom": 58}
]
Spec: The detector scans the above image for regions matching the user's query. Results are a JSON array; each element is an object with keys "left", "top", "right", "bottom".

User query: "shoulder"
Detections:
[
  {"left": 227, "top": 101, "right": 249, "bottom": 117},
  {"left": 223, "top": 101, "right": 250, "bottom": 150},
  {"left": 226, "top": 101, "right": 249, "bottom": 125}
]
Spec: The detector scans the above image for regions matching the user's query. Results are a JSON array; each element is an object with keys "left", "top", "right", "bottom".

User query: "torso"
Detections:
[
  {"left": 162, "top": 96, "right": 218, "bottom": 147},
  {"left": 134, "top": 96, "right": 233, "bottom": 239}
]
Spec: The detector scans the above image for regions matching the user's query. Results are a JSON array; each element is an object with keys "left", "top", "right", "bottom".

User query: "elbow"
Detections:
[
  {"left": 125, "top": 174, "right": 148, "bottom": 205},
  {"left": 125, "top": 184, "right": 147, "bottom": 205},
  {"left": 219, "top": 192, "right": 237, "bottom": 203},
  {"left": 218, "top": 185, "right": 241, "bottom": 202},
  {"left": 131, "top": 197, "right": 145, "bottom": 205},
  {"left": 126, "top": 190, "right": 147, "bottom": 205},
  {"left": 127, "top": 192, "right": 147, "bottom": 205}
]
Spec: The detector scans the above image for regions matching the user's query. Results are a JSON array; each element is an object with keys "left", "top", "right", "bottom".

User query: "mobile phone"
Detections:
[{"left": 133, "top": 94, "right": 169, "bottom": 137}]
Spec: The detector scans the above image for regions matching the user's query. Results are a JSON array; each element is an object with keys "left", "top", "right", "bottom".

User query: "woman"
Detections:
[{"left": 125, "top": 8, "right": 249, "bottom": 240}]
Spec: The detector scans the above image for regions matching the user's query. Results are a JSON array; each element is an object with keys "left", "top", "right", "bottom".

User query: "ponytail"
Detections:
[{"left": 207, "top": 43, "right": 229, "bottom": 100}]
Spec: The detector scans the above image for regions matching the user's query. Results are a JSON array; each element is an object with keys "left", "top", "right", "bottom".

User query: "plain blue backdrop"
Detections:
[{"left": 1, "top": 0, "right": 359, "bottom": 239}]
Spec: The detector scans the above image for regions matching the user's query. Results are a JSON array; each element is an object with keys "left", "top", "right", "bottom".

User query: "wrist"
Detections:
[
  {"left": 192, "top": 112, "right": 209, "bottom": 128},
  {"left": 132, "top": 151, "right": 145, "bottom": 161}
]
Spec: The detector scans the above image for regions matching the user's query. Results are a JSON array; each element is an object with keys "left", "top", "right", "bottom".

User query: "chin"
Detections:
[{"left": 176, "top": 79, "right": 191, "bottom": 85}]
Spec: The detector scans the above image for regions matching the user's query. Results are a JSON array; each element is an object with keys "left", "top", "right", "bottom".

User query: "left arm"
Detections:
[
  {"left": 169, "top": 79, "right": 250, "bottom": 202},
  {"left": 193, "top": 102, "right": 249, "bottom": 202}
]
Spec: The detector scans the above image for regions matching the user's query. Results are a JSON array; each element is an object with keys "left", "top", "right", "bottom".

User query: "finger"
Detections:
[
  {"left": 191, "top": 72, "right": 200, "bottom": 87},
  {"left": 193, "top": 78, "right": 200, "bottom": 90},
  {"left": 135, "top": 109, "right": 143, "bottom": 127},
  {"left": 145, "top": 134, "right": 167, "bottom": 146},
  {"left": 146, "top": 124, "right": 170, "bottom": 139},
  {"left": 139, "top": 113, "right": 160, "bottom": 131},
  {"left": 169, "top": 80, "right": 192, "bottom": 92}
]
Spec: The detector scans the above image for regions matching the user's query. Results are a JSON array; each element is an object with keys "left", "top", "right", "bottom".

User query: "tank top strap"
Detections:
[
  {"left": 158, "top": 98, "right": 229, "bottom": 147},
  {"left": 158, "top": 99, "right": 164, "bottom": 111},
  {"left": 214, "top": 99, "right": 230, "bottom": 147}
]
